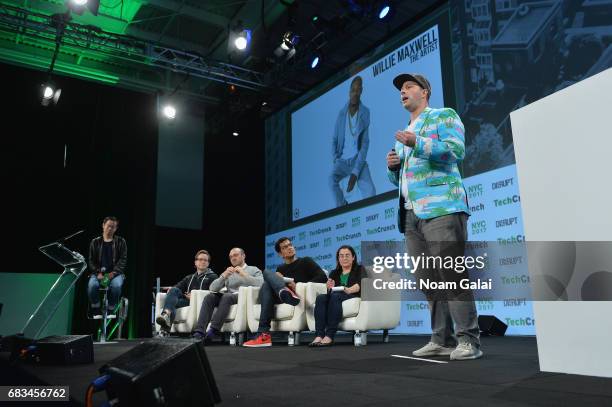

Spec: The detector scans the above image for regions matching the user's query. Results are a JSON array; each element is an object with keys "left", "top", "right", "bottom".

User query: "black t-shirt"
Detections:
[
  {"left": 101, "top": 241, "right": 114, "bottom": 272},
  {"left": 276, "top": 257, "right": 327, "bottom": 283}
]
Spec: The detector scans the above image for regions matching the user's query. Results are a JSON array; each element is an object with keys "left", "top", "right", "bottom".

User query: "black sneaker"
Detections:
[
  {"left": 279, "top": 287, "right": 300, "bottom": 306},
  {"left": 204, "top": 328, "right": 221, "bottom": 344},
  {"left": 156, "top": 313, "right": 172, "bottom": 332}
]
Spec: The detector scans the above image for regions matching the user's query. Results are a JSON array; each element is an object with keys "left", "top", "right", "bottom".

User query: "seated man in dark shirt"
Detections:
[
  {"left": 156, "top": 249, "right": 218, "bottom": 332},
  {"left": 243, "top": 237, "right": 327, "bottom": 347}
]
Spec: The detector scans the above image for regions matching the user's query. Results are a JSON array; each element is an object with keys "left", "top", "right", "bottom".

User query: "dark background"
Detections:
[{"left": 3, "top": 61, "right": 265, "bottom": 338}]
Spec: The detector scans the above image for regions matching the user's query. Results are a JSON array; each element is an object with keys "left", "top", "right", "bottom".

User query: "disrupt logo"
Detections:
[
  {"left": 467, "top": 183, "right": 483, "bottom": 198},
  {"left": 470, "top": 203, "right": 485, "bottom": 212},
  {"left": 310, "top": 241, "right": 319, "bottom": 249},
  {"left": 366, "top": 213, "right": 379, "bottom": 222},
  {"left": 352, "top": 217, "right": 361, "bottom": 227},
  {"left": 471, "top": 220, "right": 487, "bottom": 234},
  {"left": 495, "top": 216, "right": 519, "bottom": 228},
  {"left": 406, "top": 320, "right": 424, "bottom": 327},
  {"left": 324, "top": 237, "right": 332, "bottom": 247},
  {"left": 299, "top": 232, "right": 306, "bottom": 241},
  {"left": 336, "top": 222, "right": 347, "bottom": 230},
  {"left": 384, "top": 208, "right": 395, "bottom": 219},
  {"left": 501, "top": 275, "right": 530, "bottom": 284},
  {"left": 505, "top": 317, "right": 535, "bottom": 326},
  {"left": 492, "top": 178, "right": 514, "bottom": 189},
  {"left": 494, "top": 195, "right": 520, "bottom": 207},
  {"left": 503, "top": 298, "right": 527, "bottom": 307},
  {"left": 499, "top": 256, "right": 523, "bottom": 266}
]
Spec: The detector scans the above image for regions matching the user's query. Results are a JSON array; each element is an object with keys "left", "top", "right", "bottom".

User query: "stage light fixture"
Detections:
[
  {"left": 281, "top": 31, "right": 299, "bottom": 51},
  {"left": 377, "top": 1, "right": 394, "bottom": 20},
  {"left": 41, "top": 83, "right": 62, "bottom": 107},
  {"left": 66, "top": 0, "right": 100, "bottom": 15},
  {"left": 162, "top": 104, "right": 176, "bottom": 120},
  {"left": 232, "top": 131, "right": 239, "bottom": 136}
]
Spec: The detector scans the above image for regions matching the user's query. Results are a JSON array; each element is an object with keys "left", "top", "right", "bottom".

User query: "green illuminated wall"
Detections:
[{"left": 0, "top": 273, "right": 74, "bottom": 337}]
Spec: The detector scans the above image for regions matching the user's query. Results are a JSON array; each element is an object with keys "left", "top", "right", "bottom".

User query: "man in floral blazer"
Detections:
[{"left": 386, "top": 73, "right": 482, "bottom": 361}]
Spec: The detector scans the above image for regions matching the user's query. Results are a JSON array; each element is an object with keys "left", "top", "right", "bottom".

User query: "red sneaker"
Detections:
[{"left": 243, "top": 333, "right": 272, "bottom": 347}]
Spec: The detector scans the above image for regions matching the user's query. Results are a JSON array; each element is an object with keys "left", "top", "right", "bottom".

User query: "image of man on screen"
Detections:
[{"left": 329, "top": 75, "right": 376, "bottom": 207}]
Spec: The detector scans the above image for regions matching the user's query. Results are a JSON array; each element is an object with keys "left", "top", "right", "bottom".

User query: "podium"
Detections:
[{"left": 21, "top": 242, "right": 87, "bottom": 340}]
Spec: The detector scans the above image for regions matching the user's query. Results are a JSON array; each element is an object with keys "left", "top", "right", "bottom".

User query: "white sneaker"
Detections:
[
  {"left": 412, "top": 342, "right": 454, "bottom": 357},
  {"left": 450, "top": 342, "right": 483, "bottom": 360},
  {"left": 106, "top": 314, "right": 116, "bottom": 319}
]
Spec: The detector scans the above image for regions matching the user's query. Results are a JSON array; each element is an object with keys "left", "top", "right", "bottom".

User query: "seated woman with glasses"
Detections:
[{"left": 310, "top": 245, "right": 367, "bottom": 347}]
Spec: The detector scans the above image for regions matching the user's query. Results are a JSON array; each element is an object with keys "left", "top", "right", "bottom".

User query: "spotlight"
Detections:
[
  {"left": 40, "top": 82, "right": 61, "bottom": 107},
  {"left": 280, "top": 31, "right": 299, "bottom": 51},
  {"left": 233, "top": 29, "right": 251, "bottom": 51},
  {"left": 66, "top": 0, "right": 100, "bottom": 15},
  {"left": 310, "top": 54, "right": 321, "bottom": 69},
  {"left": 377, "top": 2, "right": 393, "bottom": 20},
  {"left": 162, "top": 104, "right": 176, "bottom": 120},
  {"left": 232, "top": 131, "right": 239, "bottom": 136}
]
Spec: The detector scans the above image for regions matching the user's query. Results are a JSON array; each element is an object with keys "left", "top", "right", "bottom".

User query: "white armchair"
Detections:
[
  {"left": 305, "top": 275, "right": 402, "bottom": 346},
  {"left": 245, "top": 283, "right": 307, "bottom": 345},
  {"left": 212, "top": 286, "right": 249, "bottom": 346},
  {"left": 154, "top": 289, "right": 208, "bottom": 334}
]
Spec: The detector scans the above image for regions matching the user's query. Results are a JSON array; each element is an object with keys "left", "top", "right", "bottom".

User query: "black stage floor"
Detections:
[{"left": 2, "top": 334, "right": 612, "bottom": 406}]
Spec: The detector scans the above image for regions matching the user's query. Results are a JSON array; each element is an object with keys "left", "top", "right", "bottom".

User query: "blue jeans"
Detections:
[
  {"left": 314, "top": 291, "right": 354, "bottom": 339},
  {"left": 88, "top": 274, "right": 124, "bottom": 310},
  {"left": 162, "top": 287, "right": 190, "bottom": 321},
  {"left": 329, "top": 157, "right": 376, "bottom": 207},
  {"left": 257, "top": 269, "right": 288, "bottom": 333}
]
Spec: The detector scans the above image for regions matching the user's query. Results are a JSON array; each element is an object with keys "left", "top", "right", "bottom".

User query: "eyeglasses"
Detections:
[{"left": 195, "top": 257, "right": 209, "bottom": 261}]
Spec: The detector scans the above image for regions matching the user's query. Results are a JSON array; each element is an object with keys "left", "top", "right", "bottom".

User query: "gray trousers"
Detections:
[
  {"left": 194, "top": 292, "right": 238, "bottom": 333},
  {"left": 404, "top": 210, "right": 480, "bottom": 347}
]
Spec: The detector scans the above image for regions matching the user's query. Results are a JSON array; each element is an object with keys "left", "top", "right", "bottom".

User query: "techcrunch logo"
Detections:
[
  {"left": 501, "top": 275, "right": 530, "bottom": 284},
  {"left": 295, "top": 244, "right": 307, "bottom": 251},
  {"left": 470, "top": 203, "right": 485, "bottom": 212},
  {"left": 406, "top": 303, "right": 428, "bottom": 311},
  {"left": 494, "top": 195, "right": 521, "bottom": 207},
  {"left": 467, "top": 183, "right": 483, "bottom": 198},
  {"left": 337, "top": 232, "right": 362, "bottom": 242},
  {"left": 366, "top": 224, "right": 396, "bottom": 235},
  {"left": 497, "top": 235, "right": 525, "bottom": 245},
  {"left": 310, "top": 227, "right": 331, "bottom": 236},
  {"left": 505, "top": 317, "right": 535, "bottom": 326}
]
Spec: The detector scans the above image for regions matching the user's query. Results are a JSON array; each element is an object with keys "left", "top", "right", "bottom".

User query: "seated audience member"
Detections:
[
  {"left": 87, "top": 216, "right": 127, "bottom": 318},
  {"left": 243, "top": 237, "right": 327, "bottom": 347},
  {"left": 156, "top": 250, "right": 218, "bottom": 332},
  {"left": 310, "top": 245, "right": 367, "bottom": 347},
  {"left": 193, "top": 247, "right": 263, "bottom": 342}
]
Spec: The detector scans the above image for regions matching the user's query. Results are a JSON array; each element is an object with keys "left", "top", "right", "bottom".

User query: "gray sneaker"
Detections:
[
  {"left": 450, "top": 342, "right": 483, "bottom": 360},
  {"left": 156, "top": 313, "right": 172, "bottom": 332},
  {"left": 412, "top": 342, "right": 454, "bottom": 357}
]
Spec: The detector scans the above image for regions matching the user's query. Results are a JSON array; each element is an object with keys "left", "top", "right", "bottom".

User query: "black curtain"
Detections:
[{"left": 3, "top": 62, "right": 157, "bottom": 338}]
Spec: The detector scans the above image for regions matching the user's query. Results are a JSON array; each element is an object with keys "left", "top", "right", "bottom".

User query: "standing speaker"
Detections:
[
  {"left": 478, "top": 315, "right": 508, "bottom": 336},
  {"left": 35, "top": 335, "right": 94, "bottom": 365},
  {"left": 100, "top": 339, "right": 220, "bottom": 406}
]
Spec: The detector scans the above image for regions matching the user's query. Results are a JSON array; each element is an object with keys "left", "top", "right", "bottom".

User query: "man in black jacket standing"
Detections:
[
  {"left": 87, "top": 216, "right": 127, "bottom": 318},
  {"left": 156, "top": 249, "right": 218, "bottom": 332}
]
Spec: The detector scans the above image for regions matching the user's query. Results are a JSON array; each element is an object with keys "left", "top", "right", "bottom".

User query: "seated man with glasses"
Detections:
[{"left": 156, "top": 250, "right": 218, "bottom": 332}]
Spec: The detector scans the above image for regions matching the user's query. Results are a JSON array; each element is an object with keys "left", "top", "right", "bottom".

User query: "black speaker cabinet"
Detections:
[
  {"left": 100, "top": 339, "right": 220, "bottom": 406},
  {"left": 478, "top": 315, "right": 508, "bottom": 336},
  {"left": 35, "top": 335, "right": 94, "bottom": 365}
]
